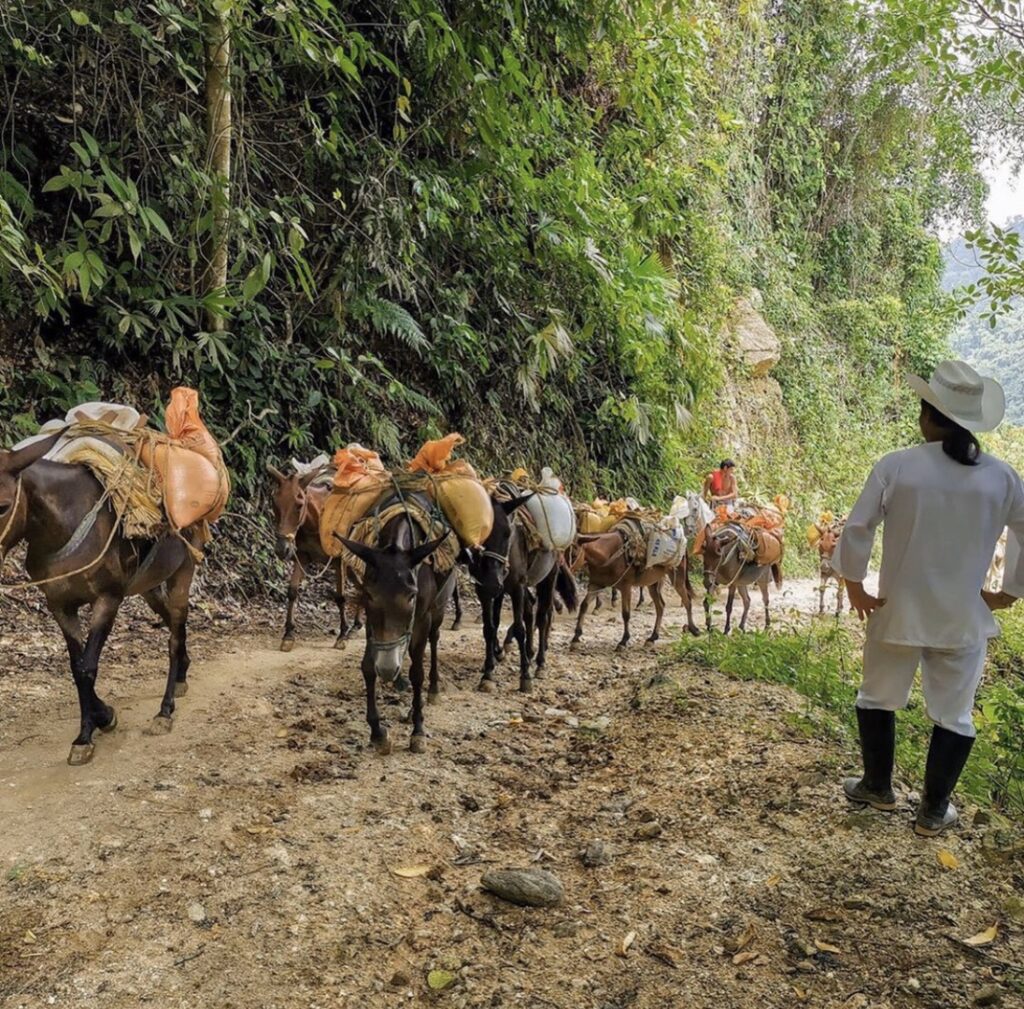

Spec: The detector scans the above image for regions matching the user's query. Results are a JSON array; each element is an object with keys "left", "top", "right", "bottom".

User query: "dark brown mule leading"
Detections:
[
  {"left": 267, "top": 464, "right": 361, "bottom": 651},
  {"left": 701, "top": 523, "right": 781, "bottom": 633},
  {"left": 338, "top": 491, "right": 454, "bottom": 755},
  {"left": 0, "top": 433, "right": 200, "bottom": 765},
  {"left": 571, "top": 529, "right": 700, "bottom": 650}
]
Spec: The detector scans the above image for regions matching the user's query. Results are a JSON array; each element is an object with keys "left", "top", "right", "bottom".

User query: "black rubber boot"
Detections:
[
  {"left": 915, "top": 725, "right": 975, "bottom": 837},
  {"left": 843, "top": 706, "right": 897, "bottom": 811}
]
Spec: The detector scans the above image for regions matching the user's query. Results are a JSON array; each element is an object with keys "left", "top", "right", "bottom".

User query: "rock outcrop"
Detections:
[{"left": 729, "top": 292, "right": 781, "bottom": 376}]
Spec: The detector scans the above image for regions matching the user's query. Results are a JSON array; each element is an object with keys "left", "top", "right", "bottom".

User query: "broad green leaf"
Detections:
[
  {"left": 145, "top": 208, "right": 173, "bottom": 242},
  {"left": 242, "top": 264, "right": 266, "bottom": 301}
]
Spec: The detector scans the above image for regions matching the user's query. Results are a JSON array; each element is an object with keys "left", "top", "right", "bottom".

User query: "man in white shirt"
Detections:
[{"left": 833, "top": 361, "right": 1024, "bottom": 836}]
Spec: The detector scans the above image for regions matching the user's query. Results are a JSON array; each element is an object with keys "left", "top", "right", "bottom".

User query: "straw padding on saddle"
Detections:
[
  {"left": 612, "top": 516, "right": 653, "bottom": 569},
  {"left": 57, "top": 422, "right": 167, "bottom": 539},
  {"left": 343, "top": 499, "right": 459, "bottom": 579}
]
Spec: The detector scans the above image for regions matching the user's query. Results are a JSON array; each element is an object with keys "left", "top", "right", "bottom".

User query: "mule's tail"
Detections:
[
  {"left": 771, "top": 562, "right": 783, "bottom": 589},
  {"left": 556, "top": 556, "right": 579, "bottom": 613}
]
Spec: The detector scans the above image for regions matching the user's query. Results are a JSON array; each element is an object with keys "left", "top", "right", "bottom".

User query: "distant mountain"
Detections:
[{"left": 943, "top": 217, "right": 1024, "bottom": 425}]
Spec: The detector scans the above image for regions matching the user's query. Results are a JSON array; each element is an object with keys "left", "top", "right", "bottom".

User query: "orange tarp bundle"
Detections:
[
  {"left": 319, "top": 444, "right": 388, "bottom": 557},
  {"left": 331, "top": 444, "right": 385, "bottom": 488},
  {"left": 408, "top": 433, "right": 493, "bottom": 547},
  {"left": 704, "top": 495, "right": 787, "bottom": 566},
  {"left": 141, "top": 386, "right": 230, "bottom": 530}
]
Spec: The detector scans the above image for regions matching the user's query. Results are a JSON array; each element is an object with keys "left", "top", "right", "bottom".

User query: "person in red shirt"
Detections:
[{"left": 703, "top": 459, "right": 738, "bottom": 505}]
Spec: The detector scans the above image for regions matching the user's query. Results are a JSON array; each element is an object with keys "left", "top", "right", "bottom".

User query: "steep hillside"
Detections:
[{"left": 0, "top": 1, "right": 973, "bottom": 583}]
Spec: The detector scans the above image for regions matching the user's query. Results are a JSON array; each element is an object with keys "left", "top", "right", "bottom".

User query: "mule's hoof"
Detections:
[
  {"left": 375, "top": 731, "right": 392, "bottom": 756},
  {"left": 280, "top": 639, "right": 295, "bottom": 653},
  {"left": 569, "top": 639, "right": 580, "bottom": 651},
  {"left": 333, "top": 635, "right": 347, "bottom": 650},
  {"left": 409, "top": 735, "right": 427, "bottom": 754},
  {"left": 174, "top": 681, "right": 189, "bottom": 698},
  {"left": 145, "top": 715, "right": 173, "bottom": 736},
  {"left": 427, "top": 690, "right": 440, "bottom": 705},
  {"left": 67, "top": 743, "right": 95, "bottom": 766},
  {"left": 478, "top": 679, "right": 497, "bottom": 694},
  {"left": 645, "top": 635, "right": 659, "bottom": 646},
  {"left": 688, "top": 625, "right": 701, "bottom": 637},
  {"left": 495, "top": 650, "right": 505, "bottom": 664},
  {"left": 98, "top": 709, "right": 118, "bottom": 733},
  {"left": 520, "top": 679, "right": 534, "bottom": 694},
  {"left": 533, "top": 667, "right": 544, "bottom": 680},
  {"left": 451, "top": 619, "right": 463, "bottom": 631}
]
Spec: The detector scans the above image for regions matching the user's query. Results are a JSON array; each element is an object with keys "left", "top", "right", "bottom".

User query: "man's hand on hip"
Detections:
[{"left": 847, "top": 580, "right": 885, "bottom": 621}]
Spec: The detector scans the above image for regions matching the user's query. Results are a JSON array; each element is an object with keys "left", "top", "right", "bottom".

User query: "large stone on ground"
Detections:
[{"left": 481, "top": 868, "right": 564, "bottom": 907}]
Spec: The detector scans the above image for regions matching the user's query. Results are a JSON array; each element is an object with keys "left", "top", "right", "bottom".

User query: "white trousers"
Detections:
[{"left": 859, "top": 632, "right": 987, "bottom": 737}]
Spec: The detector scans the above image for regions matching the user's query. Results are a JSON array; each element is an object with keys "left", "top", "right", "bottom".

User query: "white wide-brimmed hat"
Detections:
[{"left": 907, "top": 360, "right": 1005, "bottom": 433}]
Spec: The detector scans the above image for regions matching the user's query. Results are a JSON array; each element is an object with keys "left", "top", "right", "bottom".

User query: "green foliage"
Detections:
[
  {"left": 676, "top": 621, "right": 1024, "bottom": 818},
  {"left": 0, "top": 0, "right": 982, "bottom": 584}
]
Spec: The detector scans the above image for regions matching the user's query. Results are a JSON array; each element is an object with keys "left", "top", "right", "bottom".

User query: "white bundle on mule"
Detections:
[
  {"left": 524, "top": 466, "right": 577, "bottom": 550},
  {"left": 646, "top": 513, "right": 686, "bottom": 569},
  {"left": 13, "top": 402, "right": 143, "bottom": 463}
]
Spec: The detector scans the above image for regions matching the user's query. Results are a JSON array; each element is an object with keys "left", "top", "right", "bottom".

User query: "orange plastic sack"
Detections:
[
  {"left": 754, "top": 529, "right": 784, "bottom": 566},
  {"left": 408, "top": 433, "right": 492, "bottom": 546},
  {"left": 332, "top": 444, "right": 384, "bottom": 487},
  {"left": 320, "top": 446, "right": 388, "bottom": 556},
  {"left": 145, "top": 442, "right": 225, "bottom": 531},
  {"left": 408, "top": 433, "right": 464, "bottom": 475},
  {"left": 152, "top": 386, "right": 230, "bottom": 524}
]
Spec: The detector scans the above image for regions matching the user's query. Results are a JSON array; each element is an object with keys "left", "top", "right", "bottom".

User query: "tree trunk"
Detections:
[{"left": 203, "top": 2, "right": 232, "bottom": 334}]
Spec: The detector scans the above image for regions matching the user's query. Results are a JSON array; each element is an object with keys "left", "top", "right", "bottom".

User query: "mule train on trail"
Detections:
[{"left": 3, "top": 403, "right": 796, "bottom": 764}]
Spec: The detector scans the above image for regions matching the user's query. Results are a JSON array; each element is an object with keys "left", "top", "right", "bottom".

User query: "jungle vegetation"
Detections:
[{"left": 0, "top": 0, "right": 1018, "bottom": 530}]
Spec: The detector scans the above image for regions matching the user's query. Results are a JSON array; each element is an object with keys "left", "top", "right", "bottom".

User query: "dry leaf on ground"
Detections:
[
  {"left": 937, "top": 849, "right": 960, "bottom": 871},
  {"left": 963, "top": 924, "right": 998, "bottom": 947},
  {"left": 389, "top": 864, "right": 431, "bottom": 878}
]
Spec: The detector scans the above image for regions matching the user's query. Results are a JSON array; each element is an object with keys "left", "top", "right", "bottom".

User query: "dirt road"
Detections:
[{"left": 1, "top": 583, "right": 1020, "bottom": 1008}]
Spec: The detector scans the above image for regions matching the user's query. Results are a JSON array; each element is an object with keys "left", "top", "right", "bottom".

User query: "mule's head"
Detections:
[
  {"left": 818, "top": 528, "right": 839, "bottom": 560},
  {"left": 337, "top": 534, "right": 447, "bottom": 683},
  {"left": 0, "top": 433, "right": 62, "bottom": 555},
  {"left": 267, "top": 463, "right": 314, "bottom": 559},
  {"left": 467, "top": 493, "right": 533, "bottom": 598}
]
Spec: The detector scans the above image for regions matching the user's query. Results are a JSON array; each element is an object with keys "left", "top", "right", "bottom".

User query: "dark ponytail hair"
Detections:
[{"left": 921, "top": 401, "right": 980, "bottom": 466}]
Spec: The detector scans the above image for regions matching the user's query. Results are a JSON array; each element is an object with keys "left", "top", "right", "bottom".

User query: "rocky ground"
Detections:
[{"left": 1, "top": 577, "right": 1021, "bottom": 1009}]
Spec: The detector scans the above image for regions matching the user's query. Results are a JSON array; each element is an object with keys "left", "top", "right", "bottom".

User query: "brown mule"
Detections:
[
  {"left": 267, "top": 464, "right": 362, "bottom": 651},
  {"left": 701, "top": 523, "right": 781, "bottom": 633},
  {"left": 0, "top": 433, "right": 200, "bottom": 765},
  {"left": 571, "top": 529, "right": 700, "bottom": 650},
  {"left": 816, "top": 527, "right": 845, "bottom": 617}
]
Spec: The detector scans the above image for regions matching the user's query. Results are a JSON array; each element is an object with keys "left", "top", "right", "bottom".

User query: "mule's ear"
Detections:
[
  {"left": 501, "top": 492, "right": 534, "bottom": 514},
  {"left": 335, "top": 535, "right": 379, "bottom": 567},
  {"left": 266, "top": 462, "right": 287, "bottom": 483},
  {"left": 408, "top": 535, "right": 447, "bottom": 567},
  {"left": 298, "top": 469, "right": 322, "bottom": 489},
  {"left": 1, "top": 431, "right": 63, "bottom": 474}
]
